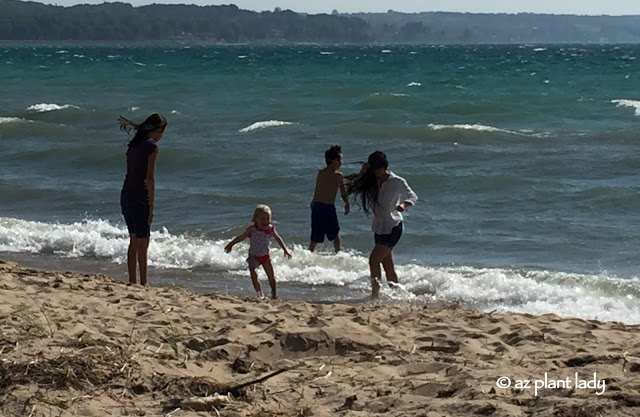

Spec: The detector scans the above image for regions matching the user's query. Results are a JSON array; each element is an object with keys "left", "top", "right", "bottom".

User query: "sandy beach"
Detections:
[{"left": 1, "top": 258, "right": 640, "bottom": 417}]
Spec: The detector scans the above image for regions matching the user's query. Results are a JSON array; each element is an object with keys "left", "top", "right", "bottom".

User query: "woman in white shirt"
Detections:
[{"left": 348, "top": 151, "right": 418, "bottom": 298}]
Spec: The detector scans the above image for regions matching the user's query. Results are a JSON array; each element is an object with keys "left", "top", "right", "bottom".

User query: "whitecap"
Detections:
[
  {"left": 0, "top": 117, "right": 26, "bottom": 125},
  {"left": 612, "top": 99, "right": 640, "bottom": 116},
  {"left": 26, "top": 103, "right": 80, "bottom": 112},
  {"left": 428, "top": 123, "right": 516, "bottom": 134},
  {"left": 239, "top": 120, "right": 295, "bottom": 133}
]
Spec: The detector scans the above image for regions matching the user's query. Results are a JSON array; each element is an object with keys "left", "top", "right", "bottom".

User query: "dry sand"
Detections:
[{"left": 2, "top": 258, "right": 640, "bottom": 416}]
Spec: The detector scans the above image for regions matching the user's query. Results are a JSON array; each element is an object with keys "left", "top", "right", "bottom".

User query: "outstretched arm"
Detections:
[
  {"left": 224, "top": 230, "right": 250, "bottom": 253},
  {"left": 272, "top": 230, "right": 292, "bottom": 259},
  {"left": 344, "top": 162, "right": 369, "bottom": 181}
]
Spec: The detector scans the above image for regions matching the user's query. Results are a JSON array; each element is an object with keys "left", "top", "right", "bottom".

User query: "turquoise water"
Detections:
[{"left": 2, "top": 44, "right": 640, "bottom": 322}]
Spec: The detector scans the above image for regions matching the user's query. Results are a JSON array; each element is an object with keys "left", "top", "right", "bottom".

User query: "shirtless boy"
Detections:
[{"left": 309, "top": 145, "right": 350, "bottom": 253}]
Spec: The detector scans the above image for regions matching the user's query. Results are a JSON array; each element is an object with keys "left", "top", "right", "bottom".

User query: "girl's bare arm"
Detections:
[
  {"left": 224, "top": 230, "right": 249, "bottom": 252},
  {"left": 273, "top": 231, "right": 292, "bottom": 258}
]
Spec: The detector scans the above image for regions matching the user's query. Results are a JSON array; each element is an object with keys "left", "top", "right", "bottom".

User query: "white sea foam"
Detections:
[
  {"left": 239, "top": 120, "right": 295, "bottom": 133},
  {"left": 407, "top": 82, "right": 422, "bottom": 87},
  {"left": 428, "top": 123, "right": 517, "bottom": 135},
  {"left": 26, "top": 103, "right": 80, "bottom": 112},
  {"left": 2, "top": 216, "right": 640, "bottom": 324},
  {"left": 390, "top": 266, "right": 640, "bottom": 324},
  {"left": 0, "top": 117, "right": 26, "bottom": 125},
  {"left": 612, "top": 99, "right": 640, "bottom": 116}
]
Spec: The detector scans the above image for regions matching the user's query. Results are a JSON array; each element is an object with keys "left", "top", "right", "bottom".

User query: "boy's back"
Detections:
[{"left": 312, "top": 167, "right": 344, "bottom": 205}]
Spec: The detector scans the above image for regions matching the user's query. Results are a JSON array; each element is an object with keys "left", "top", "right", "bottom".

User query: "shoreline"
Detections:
[{"left": 2, "top": 258, "right": 640, "bottom": 416}]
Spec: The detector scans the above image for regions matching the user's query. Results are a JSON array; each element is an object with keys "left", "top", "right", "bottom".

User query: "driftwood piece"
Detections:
[
  {"left": 165, "top": 368, "right": 289, "bottom": 411},
  {"left": 178, "top": 393, "right": 230, "bottom": 411}
]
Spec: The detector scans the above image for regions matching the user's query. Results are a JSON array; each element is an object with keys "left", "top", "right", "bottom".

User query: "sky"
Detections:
[{"left": 36, "top": 0, "right": 640, "bottom": 15}]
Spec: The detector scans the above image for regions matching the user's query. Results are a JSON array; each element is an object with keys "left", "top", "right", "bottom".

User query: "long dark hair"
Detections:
[
  {"left": 347, "top": 150, "right": 388, "bottom": 215},
  {"left": 119, "top": 113, "right": 167, "bottom": 148}
]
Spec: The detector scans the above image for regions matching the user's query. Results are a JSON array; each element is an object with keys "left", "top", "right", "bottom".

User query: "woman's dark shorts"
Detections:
[
  {"left": 374, "top": 222, "right": 403, "bottom": 249},
  {"left": 121, "top": 193, "right": 151, "bottom": 238}
]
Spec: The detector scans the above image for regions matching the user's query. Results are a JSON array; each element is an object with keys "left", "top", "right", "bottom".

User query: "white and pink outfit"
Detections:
[{"left": 246, "top": 222, "right": 275, "bottom": 268}]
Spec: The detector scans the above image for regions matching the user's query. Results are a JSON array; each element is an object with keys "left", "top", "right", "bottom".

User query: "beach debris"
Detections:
[
  {"left": 164, "top": 407, "right": 181, "bottom": 417},
  {"left": 164, "top": 368, "right": 288, "bottom": 411},
  {"left": 312, "top": 371, "right": 332, "bottom": 381},
  {"left": 226, "top": 368, "right": 288, "bottom": 395},
  {"left": 168, "top": 393, "right": 231, "bottom": 411}
]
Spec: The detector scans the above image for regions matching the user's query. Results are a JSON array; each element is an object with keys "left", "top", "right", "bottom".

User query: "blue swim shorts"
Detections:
[
  {"left": 374, "top": 222, "right": 403, "bottom": 249},
  {"left": 310, "top": 202, "right": 340, "bottom": 243},
  {"left": 121, "top": 193, "right": 151, "bottom": 238}
]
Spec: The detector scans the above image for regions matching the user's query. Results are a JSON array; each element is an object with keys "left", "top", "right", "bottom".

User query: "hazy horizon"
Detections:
[{"left": 24, "top": 0, "right": 640, "bottom": 16}]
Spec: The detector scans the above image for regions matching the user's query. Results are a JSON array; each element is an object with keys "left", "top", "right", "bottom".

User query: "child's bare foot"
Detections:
[
  {"left": 256, "top": 291, "right": 265, "bottom": 299},
  {"left": 271, "top": 290, "right": 277, "bottom": 299}
]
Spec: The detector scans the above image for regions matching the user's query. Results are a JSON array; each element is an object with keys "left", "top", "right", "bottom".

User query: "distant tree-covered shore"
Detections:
[{"left": 2, "top": 0, "right": 640, "bottom": 43}]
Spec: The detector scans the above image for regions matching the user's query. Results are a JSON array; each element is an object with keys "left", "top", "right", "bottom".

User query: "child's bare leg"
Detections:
[
  {"left": 136, "top": 236, "right": 150, "bottom": 286},
  {"left": 263, "top": 261, "right": 277, "bottom": 299},
  {"left": 369, "top": 244, "right": 391, "bottom": 298},
  {"left": 308, "top": 241, "right": 318, "bottom": 252},
  {"left": 381, "top": 250, "right": 398, "bottom": 285},
  {"left": 332, "top": 235, "right": 341, "bottom": 253},
  {"left": 249, "top": 267, "right": 263, "bottom": 298},
  {"left": 127, "top": 235, "right": 138, "bottom": 284}
]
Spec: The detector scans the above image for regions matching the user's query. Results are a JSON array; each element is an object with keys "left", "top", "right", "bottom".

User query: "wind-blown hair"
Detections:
[
  {"left": 347, "top": 150, "right": 388, "bottom": 215},
  {"left": 118, "top": 113, "right": 167, "bottom": 148}
]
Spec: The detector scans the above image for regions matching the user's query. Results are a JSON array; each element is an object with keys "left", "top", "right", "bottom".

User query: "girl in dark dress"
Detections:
[{"left": 118, "top": 113, "right": 167, "bottom": 285}]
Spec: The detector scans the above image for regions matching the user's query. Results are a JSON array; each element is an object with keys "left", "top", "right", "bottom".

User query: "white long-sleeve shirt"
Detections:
[{"left": 372, "top": 171, "right": 418, "bottom": 234}]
